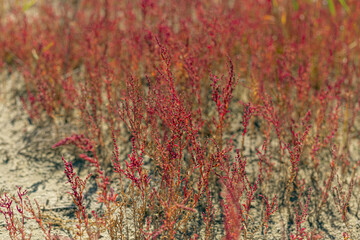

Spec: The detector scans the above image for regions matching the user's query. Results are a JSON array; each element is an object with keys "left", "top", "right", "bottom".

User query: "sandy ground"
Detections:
[
  {"left": 0, "top": 72, "right": 110, "bottom": 239},
  {"left": 1, "top": 72, "right": 360, "bottom": 240},
  {"left": 0, "top": 71, "right": 67, "bottom": 238}
]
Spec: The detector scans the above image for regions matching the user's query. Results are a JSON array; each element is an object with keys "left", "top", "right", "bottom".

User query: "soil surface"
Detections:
[
  {"left": 0, "top": 72, "right": 110, "bottom": 239},
  {"left": 1, "top": 72, "right": 360, "bottom": 240}
]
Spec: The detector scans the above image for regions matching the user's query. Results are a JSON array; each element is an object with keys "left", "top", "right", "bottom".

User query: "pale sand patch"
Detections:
[{"left": 0, "top": 72, "right": 111, "bottom": 239}]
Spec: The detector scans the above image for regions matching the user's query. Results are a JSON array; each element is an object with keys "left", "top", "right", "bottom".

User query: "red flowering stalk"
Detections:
[
  {"left": 256, "top": 139, "right": 273, "bottom": 180},
  {"left": 258, "top": 94, "right": 284, "bottom": 164},
  {"left": 332, "top": 167, "right": 357, "bottom": 239},
  {"left": 220, "top": 149, "right": 277, "bottom": 239},
  {"left": 210, "top": 57, "right": 237, "bottom": 150},
  {"left": 112, "top": 135, "right": 150, "bottom": 199},
  {"left": 240, "top": 102, "right": 257, "bottom": 157},
  {"left": 285, "top": 111, "right": 312, "bottom": 207},
  {"left": 53, "top": 135, "right": 112, "bottom": 219},
  {"left": 316, "top": 150, "right": 337, "bottom": 216},
  {"left": 144, "top": 41, "right": 199, "bottom": 238},
  {"left": 62, "top": 157, "right": 93, "bottom": 239},
  {"left": 290, "top": 187, "right": 312, "bottom": 240},
  {"left": 0, "top": 187, "right": 30, "bottom": 239},
  {"left": 52, "top": 134, "right": 95, "bottom": 152},
  {"left": 259, "top": 194, "right": 278, "bottom": 237},
  {"left": 0, "top": 186, "right": 53, "bottom": 240}
]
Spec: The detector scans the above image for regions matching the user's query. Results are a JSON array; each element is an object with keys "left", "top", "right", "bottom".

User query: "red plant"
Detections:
[
  {"left": 0, "top": 187, "right": 53, "bottom": 240},
  {"left": 290, "top": 187, "right": 312, "bottom": 240},
  {"left": 1, "top": 0, "right": 360, "bottom": 239},
  {"left": 62, "top": 157, "right": 93, "bottom": 238}
]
